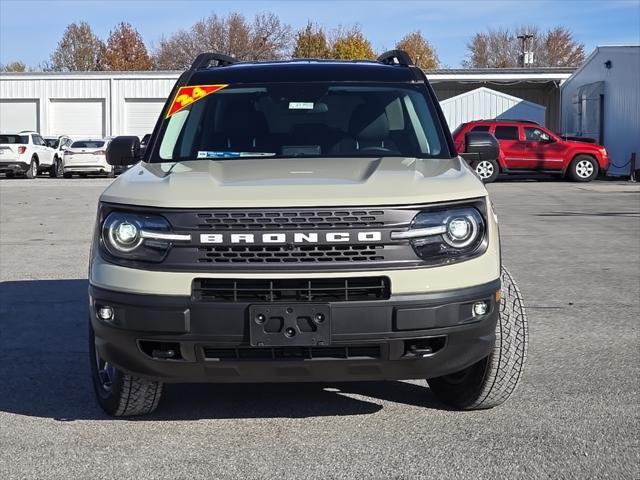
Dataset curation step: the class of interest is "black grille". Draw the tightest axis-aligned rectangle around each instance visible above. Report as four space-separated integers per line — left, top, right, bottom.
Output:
192 277 390 302
136 206 425 271
192 209 387 230
203 345 382 361
197 244 385 264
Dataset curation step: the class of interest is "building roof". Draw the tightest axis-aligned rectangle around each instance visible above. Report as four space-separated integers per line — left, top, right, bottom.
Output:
1 64 577 83
424 67 575 83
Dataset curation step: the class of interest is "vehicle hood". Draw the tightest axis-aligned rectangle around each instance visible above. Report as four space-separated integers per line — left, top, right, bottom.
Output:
100 156 487 208
563 139 604 149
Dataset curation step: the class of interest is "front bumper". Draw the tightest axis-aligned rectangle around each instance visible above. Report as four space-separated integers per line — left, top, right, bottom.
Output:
90 279 500 383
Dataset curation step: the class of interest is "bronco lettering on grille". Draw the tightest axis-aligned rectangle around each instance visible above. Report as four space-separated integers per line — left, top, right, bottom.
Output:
199 232 382 244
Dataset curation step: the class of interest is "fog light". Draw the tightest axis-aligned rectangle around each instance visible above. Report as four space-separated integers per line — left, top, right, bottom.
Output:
473 301 488 317
97 306 114 321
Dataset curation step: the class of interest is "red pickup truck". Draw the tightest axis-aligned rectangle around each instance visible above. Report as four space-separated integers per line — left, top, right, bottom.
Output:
453 120 609 183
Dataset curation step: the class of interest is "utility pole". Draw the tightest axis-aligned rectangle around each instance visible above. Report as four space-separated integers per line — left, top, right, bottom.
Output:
517 33 534 67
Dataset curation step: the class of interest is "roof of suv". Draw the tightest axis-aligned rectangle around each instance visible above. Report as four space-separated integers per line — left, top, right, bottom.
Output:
465 119 540 125
188 59 422 85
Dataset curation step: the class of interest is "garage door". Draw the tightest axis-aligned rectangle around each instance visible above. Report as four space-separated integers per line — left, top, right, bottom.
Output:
0 100 39 132
50 99 105 138
125 99 165 138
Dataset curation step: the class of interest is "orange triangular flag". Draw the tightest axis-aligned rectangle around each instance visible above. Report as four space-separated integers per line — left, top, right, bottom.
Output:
166 84 228 118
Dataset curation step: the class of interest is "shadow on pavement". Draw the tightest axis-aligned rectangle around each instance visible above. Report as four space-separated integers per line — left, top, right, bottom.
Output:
0 279 442 421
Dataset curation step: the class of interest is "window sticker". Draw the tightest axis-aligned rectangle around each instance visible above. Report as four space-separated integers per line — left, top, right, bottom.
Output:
197 151 276 159
166 84 228 118
288 102 314 110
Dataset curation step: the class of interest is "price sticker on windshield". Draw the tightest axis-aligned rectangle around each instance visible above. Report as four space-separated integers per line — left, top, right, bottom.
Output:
166 84 228 118
289 102 314 110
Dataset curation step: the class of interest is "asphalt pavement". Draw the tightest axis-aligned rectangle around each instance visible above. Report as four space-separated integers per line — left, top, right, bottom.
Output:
0 176 638 479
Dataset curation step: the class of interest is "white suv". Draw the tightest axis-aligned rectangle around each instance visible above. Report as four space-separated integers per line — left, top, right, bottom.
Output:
0 131 55 178
63 139 113 177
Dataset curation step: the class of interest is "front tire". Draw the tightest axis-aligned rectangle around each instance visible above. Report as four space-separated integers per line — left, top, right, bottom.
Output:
567 155 598 182
89 322 163 417
427 267 528 409
472 158 499 183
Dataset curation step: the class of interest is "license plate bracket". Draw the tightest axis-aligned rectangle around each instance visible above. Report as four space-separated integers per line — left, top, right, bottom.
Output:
249 304 331 347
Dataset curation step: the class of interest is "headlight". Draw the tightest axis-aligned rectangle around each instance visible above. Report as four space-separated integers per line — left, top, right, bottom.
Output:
101 211 190 262
391 206 486 264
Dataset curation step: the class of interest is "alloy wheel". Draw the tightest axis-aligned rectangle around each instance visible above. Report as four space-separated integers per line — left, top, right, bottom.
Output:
576 160 594 178
475 160 494 179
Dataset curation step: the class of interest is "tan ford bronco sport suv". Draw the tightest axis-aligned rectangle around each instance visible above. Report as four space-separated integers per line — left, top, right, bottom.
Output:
90 51 528 416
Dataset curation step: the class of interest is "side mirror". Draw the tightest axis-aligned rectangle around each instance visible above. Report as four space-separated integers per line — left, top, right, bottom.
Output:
106 136 140 166
460 131 500 162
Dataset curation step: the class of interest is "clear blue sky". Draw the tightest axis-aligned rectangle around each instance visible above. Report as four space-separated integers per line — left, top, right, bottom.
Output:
1 0 639 68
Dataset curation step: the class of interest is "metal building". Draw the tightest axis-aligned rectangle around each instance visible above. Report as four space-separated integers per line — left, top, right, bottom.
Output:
0 71 180 138
561 46 640 176
427 67 574 132
439 86 546 131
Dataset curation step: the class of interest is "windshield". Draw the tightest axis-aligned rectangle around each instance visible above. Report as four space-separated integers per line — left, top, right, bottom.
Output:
0 134 28 144
153 83 447 162
45 138 59 148
71 141 105 149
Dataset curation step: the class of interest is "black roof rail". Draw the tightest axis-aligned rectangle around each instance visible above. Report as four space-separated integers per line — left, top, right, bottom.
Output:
377 50 414 66
189 52 237 71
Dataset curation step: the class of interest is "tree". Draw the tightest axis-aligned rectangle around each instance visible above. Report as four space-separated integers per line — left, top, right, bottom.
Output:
152 12 292 69
50 22 104 71
102 22 152 71
331 26 375 60
250 12 292 60
464 25 585 68
152 30 198 70
293 22 330 59
0 61 27 72
395 31 439 69
539 27 585 67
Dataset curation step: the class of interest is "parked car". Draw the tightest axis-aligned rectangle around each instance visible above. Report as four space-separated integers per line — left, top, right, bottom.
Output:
453 120 609 182
89 50 528 416
0 131 55 178
44 135 73 178
62 139 114 177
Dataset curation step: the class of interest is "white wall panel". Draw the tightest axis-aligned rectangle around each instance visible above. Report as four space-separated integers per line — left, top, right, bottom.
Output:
0 72 179 137
0 99 39 132
50 99 105 138
111 78 174 136
124 99 165 137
